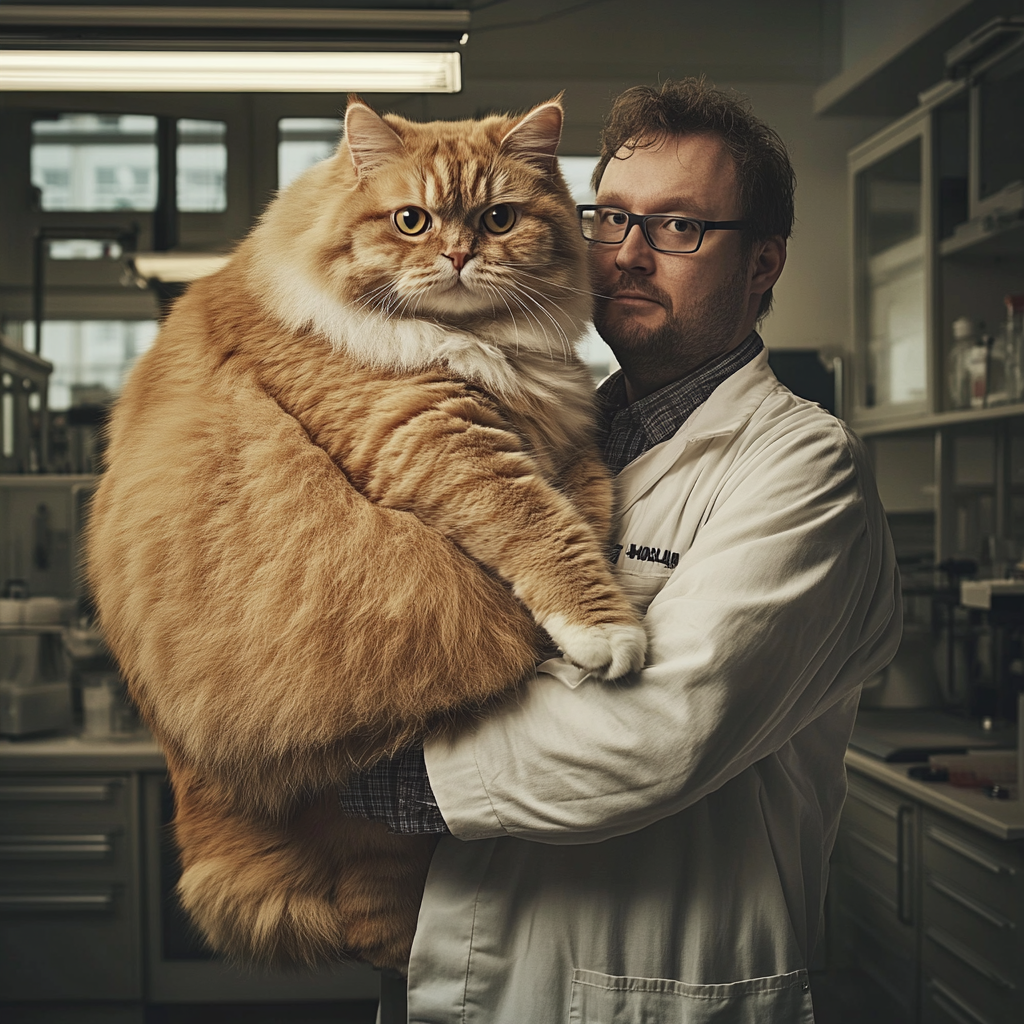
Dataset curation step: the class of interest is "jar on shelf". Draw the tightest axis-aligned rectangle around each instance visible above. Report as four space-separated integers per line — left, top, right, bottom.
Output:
1006 294 1024 402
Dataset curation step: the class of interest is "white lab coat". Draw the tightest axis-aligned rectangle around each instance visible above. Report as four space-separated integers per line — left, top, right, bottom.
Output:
412 349 902 1023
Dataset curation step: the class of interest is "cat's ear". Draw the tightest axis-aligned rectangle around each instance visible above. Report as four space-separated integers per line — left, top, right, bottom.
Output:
499 98 563 173
344 99 406 177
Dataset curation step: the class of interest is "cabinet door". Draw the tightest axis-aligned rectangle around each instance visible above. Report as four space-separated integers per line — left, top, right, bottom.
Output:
851 111 934 426
831 772 920 1018
920 811 1023 1024
0 773 142 1000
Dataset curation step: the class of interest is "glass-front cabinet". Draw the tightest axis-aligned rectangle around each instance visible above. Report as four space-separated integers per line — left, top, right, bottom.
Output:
853 123 930 421
849 35 1024 433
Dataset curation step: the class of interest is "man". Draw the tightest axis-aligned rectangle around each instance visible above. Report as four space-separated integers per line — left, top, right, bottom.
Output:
343 78 901 1023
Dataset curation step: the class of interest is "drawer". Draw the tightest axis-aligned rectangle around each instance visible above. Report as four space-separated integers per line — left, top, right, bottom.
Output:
922 813 1021 922
922 924 1019 1024
0 774 132 827
0 881 141 1000
923 869 1018 980
842 823 900 906
834 863 915 954
923 977 1000 1024
0 825 133 883
835 900 918 1015
845 775 906 848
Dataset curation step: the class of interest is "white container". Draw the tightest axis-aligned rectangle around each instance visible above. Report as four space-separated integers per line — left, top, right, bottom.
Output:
966 336 990 408
81 678 116 739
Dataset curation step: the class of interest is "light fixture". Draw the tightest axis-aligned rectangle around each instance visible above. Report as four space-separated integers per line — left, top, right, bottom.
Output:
0 6 467 93
0 50 462 93
129 253 232 283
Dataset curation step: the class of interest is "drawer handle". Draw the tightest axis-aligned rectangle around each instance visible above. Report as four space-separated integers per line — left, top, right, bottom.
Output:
928 979 994 1024
926 825 1016 877
0 892 113 912
927 875 1015 930
847 781 900 820
0 834 114 860
0 783 115 802
925 926 1016 990
845 829 898 865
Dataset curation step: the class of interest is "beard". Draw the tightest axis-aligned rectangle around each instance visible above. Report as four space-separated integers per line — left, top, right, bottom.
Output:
592 264 750 385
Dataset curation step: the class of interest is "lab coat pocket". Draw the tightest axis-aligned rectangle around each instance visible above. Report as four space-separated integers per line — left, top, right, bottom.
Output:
568 968 814 1023
615 565 674 616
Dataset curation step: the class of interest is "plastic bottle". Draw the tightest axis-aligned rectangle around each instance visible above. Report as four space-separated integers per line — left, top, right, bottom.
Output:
948 317 974 409
1006 295 1024 402
961 319 991 408
987 331 1010 406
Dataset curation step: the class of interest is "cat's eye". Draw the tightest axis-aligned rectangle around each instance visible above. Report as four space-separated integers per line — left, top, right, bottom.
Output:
481 204 516 234
394 207 432 236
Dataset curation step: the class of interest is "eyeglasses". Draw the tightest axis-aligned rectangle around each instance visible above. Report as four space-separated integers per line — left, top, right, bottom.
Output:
576 205 748 254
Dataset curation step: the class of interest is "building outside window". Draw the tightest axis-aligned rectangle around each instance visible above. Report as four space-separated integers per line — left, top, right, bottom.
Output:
31 114 227 213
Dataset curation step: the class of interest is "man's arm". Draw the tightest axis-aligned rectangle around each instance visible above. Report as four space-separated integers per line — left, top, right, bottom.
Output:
424 423 901 843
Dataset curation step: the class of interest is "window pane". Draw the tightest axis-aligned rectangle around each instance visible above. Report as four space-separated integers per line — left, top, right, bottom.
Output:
31 114 158 212
16 320 159 409
277 117 342 189
177 118 227 212
558 156 598 205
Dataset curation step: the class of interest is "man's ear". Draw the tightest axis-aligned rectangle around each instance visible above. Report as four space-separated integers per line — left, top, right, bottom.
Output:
344 97 405 177
750 236 786 294
499 96 564 173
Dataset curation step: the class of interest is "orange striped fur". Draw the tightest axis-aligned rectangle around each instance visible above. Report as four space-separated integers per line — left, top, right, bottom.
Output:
86 98 645 971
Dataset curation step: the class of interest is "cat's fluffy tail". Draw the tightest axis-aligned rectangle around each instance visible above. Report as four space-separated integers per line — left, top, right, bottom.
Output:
170 760 437 971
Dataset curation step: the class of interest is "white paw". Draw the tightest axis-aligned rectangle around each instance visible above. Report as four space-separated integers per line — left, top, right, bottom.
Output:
543 615 647 680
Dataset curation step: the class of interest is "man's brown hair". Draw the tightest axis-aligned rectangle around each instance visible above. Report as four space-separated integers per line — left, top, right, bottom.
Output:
592 78 795 319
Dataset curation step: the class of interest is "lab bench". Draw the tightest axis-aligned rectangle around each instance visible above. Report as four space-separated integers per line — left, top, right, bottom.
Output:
0 734 378 1023
832 749 1024 1024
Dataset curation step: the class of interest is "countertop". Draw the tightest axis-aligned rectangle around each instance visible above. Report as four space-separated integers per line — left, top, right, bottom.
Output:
0 731 165 771
3 724 1023 842
846 748 1024 841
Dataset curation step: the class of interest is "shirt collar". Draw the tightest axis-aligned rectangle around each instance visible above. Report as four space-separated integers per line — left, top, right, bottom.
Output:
596 331 764 461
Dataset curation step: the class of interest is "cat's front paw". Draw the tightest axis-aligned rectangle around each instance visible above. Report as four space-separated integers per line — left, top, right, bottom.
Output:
543 615 647 680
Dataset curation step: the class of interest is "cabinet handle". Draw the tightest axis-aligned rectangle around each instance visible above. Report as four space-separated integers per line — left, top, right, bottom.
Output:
847 780 900 819
0 833 114 860
0 892 113 912
928 979 994 1024
925 824 1016 877
927 874 1015 930
896 804 914 926
925 926 1016 990
0 782 116 802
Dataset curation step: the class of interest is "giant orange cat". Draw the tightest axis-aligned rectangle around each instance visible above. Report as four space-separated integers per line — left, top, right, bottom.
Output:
86 97 645 971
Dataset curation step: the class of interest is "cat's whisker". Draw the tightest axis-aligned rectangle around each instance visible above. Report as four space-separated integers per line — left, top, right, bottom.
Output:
493 263 606 302
501 288 556 361
480 283 522 356
505 282 574 362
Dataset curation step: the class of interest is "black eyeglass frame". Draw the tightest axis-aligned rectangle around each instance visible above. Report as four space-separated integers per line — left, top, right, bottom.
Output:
576 205 749 254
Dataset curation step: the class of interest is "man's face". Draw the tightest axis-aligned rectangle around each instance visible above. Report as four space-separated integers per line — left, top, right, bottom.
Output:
590 133 754 392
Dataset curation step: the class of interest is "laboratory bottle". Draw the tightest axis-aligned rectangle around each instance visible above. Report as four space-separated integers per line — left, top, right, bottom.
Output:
948 316 974 409
1006 294 1024 402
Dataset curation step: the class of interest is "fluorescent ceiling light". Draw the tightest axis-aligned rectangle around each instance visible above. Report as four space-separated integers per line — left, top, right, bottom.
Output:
131 253 231 282
0 50 461 92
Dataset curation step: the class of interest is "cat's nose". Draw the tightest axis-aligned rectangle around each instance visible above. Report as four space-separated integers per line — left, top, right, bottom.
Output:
444 251 472 273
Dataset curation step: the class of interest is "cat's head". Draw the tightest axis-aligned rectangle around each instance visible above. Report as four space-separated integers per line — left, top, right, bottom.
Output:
250 98 591 373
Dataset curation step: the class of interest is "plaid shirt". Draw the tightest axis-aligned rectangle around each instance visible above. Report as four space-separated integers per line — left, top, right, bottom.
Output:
597 331 763 474
338 331 764 834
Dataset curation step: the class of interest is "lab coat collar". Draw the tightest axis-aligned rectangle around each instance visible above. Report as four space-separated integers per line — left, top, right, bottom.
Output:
615 347 777 515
